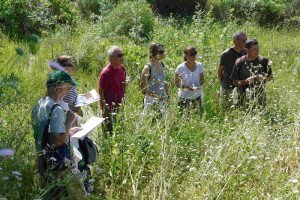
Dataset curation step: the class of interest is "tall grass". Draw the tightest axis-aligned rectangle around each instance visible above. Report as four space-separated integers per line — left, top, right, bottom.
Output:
1 15 300 199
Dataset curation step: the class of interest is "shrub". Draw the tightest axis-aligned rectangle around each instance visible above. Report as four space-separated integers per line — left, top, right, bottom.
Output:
101 0 155 42
0 0 79 39
76 0 115 20
148 0 207 16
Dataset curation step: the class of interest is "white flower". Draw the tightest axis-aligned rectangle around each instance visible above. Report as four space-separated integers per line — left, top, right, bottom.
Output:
15 176 22 180
249 156 257 160
2 176 9 181
89 179 95 184
96 167 103 174
292 188 299 194
50 157 57 161
88 185 94 192
12 171 22 176
0 167 2 171
289 179 298 184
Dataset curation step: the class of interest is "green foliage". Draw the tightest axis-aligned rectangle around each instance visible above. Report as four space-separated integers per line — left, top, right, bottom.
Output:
207 0 297 27
0 0 79 39
76 0 115 20
148 0 207 16
1 5 300 199
101 0 155 42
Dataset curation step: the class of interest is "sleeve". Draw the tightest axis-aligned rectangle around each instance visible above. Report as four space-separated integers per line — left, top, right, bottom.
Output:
49 106 66 134
231 59 240 80
175 64 182 74
220 52 227 66
198 63 204 74
263 58 272 77
99 71 106 94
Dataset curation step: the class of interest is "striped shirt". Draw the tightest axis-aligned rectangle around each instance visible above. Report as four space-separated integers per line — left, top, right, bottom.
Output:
63 85 78 112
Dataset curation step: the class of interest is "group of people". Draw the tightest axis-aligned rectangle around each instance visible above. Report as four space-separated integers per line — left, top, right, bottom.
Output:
31 31 272 198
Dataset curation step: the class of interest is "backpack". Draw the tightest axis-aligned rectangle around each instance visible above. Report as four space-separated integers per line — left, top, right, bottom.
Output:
141 61 165 94
78 137 98 164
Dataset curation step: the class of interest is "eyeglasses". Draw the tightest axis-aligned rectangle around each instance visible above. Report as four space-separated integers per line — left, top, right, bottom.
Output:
116 53 124 57
187 52 197 56
65 64 75 68
158 50 165 54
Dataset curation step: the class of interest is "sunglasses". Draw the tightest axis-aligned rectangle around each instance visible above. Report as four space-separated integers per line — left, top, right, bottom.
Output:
116 53 124 57
187 52 197 56
158 50 165 54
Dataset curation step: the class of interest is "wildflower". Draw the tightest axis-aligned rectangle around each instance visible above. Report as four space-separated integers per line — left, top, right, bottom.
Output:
89 179 95 184
289 178 298 184
50 157 57 161
15 176 22 181
88 185 94 192
12 171 22 176
0 167 2 171
95 166 103 174
0 148 16 157
292 188 299 194
249 156 257 160
2 176 9 181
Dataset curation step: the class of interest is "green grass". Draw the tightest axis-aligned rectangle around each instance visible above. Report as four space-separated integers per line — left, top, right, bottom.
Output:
1 16 300 199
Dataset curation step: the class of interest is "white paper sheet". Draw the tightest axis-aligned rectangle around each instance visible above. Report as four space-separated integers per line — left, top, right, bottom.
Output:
70 117 105 148
75 89 100 107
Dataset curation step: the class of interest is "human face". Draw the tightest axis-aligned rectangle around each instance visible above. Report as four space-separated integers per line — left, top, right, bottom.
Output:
236 34 247 49
156 46 165 60
59 83 72 99
65 64 76 74
111 49 124 65
185 50 197 62
246 44 259 60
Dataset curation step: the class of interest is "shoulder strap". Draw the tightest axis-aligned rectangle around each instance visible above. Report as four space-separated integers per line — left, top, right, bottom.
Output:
161 61 165 68
147 63 151 81
41 104 61 150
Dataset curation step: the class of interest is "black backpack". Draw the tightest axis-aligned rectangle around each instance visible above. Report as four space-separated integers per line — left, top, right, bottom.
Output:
78 137 98 164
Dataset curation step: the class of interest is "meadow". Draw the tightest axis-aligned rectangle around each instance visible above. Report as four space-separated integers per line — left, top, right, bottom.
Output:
1 3 300 199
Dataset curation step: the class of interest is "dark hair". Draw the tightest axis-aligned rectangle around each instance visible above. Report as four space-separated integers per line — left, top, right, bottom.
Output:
57 55 75 67
245 39 258 49
149 43 164 59
183 46 197 61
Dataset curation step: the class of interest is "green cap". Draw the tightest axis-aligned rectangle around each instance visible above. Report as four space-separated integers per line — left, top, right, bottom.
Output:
46 70 78 86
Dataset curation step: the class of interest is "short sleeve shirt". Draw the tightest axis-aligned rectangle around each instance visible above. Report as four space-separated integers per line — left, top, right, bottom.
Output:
62 85 78 112
31 96 66 152
220 48 246 89
175 62 204 99
98 64 126 110
232 55 272 93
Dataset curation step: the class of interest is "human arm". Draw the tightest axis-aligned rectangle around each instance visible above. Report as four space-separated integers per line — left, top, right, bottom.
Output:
217 65 224 82
200 72 204 85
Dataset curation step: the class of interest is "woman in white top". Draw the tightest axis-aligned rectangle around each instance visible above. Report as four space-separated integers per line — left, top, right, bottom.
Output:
140 43 169 114
174 46 204 114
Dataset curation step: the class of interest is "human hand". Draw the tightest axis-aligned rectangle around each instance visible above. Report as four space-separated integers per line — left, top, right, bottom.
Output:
68 126 83 136
246 75 256 84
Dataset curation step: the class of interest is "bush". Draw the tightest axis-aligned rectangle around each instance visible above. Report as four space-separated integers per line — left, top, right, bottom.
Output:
101 0 155 42
0 0 79 39
76 0 115 20
208 0 286 27
148 0 207 16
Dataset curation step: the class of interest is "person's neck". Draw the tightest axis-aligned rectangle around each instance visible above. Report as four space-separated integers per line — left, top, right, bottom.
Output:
150 59 160 66
48 93 60 102
110 62 120 69
186 60 195 69
246 55 258 61
233 45 243 53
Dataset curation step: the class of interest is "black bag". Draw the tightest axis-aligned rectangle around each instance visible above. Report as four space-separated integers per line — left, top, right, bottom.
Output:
78 137 98 164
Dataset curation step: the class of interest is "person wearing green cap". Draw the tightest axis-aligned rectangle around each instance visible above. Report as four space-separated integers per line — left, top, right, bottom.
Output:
31 70 87 199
